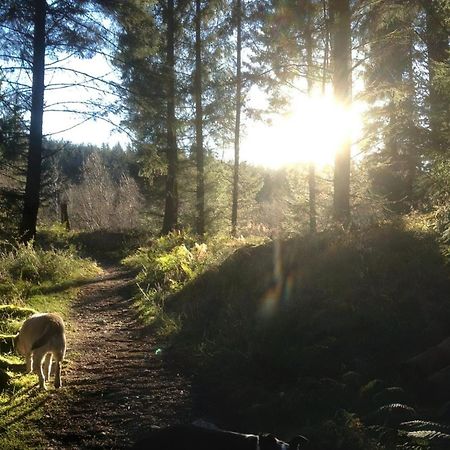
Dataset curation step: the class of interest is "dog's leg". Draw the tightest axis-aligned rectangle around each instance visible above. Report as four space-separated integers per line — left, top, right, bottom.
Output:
43 353 52 381
25 352 32 373
32 349 46 390
54 352 63 388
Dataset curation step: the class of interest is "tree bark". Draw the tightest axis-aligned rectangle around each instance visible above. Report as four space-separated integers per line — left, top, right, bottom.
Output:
231 0 242 237
330 0 352 226
60 201 70 231
162 0 179 234
304 0 317 233
194 0 205 237
19 0 47 243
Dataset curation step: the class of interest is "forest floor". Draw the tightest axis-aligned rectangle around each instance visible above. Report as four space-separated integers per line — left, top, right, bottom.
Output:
39 266 193 449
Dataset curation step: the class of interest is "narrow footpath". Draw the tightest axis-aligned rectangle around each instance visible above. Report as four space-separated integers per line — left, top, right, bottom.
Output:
41 267 192 449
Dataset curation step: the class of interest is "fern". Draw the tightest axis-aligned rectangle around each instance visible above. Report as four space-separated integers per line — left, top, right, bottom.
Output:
401 430 450 447
365 403 416 426
399 421 450 433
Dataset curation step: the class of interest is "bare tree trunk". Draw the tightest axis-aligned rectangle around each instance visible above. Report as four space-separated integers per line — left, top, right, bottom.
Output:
60 201 70 231
231 0 242 237
162 0 178 234
304 0 317 233
321 0 329 94
330 0 352 226
20 0 47 243
195 0 205 237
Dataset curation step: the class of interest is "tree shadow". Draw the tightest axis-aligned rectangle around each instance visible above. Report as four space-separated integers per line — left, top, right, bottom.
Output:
34 269 137 296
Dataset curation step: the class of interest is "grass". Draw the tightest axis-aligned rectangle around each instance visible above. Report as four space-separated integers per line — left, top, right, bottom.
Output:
133 224 450 448
123 231 266 332
0 229 101 448
0 373 49 450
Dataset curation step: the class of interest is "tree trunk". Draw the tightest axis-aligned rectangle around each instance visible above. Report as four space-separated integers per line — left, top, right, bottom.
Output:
19 0 47 243
162 0 178 234
330 0 352 226
194 0 205 237
231 0 242 237
304 0 317 233
60 201 70 231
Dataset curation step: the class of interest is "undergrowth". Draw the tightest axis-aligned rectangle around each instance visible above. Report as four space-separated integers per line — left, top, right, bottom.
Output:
0 227 101 448
0 239 100 305
132 225 450 449
123 231 266 331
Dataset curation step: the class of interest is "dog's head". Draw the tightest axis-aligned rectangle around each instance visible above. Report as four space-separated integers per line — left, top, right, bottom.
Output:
259 433 309 449
12 333 23 355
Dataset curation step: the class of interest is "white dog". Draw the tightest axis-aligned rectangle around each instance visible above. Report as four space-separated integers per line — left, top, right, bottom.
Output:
14 313 66 390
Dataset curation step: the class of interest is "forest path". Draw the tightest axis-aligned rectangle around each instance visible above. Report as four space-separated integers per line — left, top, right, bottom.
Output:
41 266 192 449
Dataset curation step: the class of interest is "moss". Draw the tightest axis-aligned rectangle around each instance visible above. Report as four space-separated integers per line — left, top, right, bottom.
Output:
0 305 36 319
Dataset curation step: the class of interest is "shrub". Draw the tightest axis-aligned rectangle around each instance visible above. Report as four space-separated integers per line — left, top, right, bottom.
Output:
124 231 266 327
0 241 99 304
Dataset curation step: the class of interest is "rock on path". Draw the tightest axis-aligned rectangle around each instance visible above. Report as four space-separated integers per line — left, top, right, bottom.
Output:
42 268 192 449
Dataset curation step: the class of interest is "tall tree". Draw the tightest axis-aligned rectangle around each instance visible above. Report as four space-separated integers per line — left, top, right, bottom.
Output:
194 0 205 236
330 0 352 225
162 0 179 234
0 0 114 242
231 0 242 237
19 0 47 242
303 0 317 233
360 0 422 212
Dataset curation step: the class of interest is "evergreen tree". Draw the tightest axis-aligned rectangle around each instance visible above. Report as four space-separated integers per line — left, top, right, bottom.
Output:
231 0 242 237
361 0 424 212
194 0 205 237
0 0 114 241
330 0 351 225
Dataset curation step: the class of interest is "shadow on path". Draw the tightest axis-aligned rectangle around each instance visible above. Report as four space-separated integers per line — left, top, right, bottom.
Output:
41 266 193 449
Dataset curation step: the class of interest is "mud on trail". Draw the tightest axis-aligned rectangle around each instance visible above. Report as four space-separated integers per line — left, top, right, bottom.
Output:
41 267 193 449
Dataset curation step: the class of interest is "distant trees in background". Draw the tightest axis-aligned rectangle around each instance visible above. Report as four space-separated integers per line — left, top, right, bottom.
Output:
0 0 448 241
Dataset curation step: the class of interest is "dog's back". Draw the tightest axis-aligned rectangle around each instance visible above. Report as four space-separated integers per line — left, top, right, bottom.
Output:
16 313 65 354
15 313 66 389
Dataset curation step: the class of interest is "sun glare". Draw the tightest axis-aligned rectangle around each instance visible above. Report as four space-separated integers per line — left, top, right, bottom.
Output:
241 91 363 168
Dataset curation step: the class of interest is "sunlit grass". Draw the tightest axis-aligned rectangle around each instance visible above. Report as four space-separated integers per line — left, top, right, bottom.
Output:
125 232 267 334
0 233 102 448
0 372 48 450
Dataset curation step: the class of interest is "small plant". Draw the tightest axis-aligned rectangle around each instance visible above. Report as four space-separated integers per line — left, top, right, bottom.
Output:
124 231 264 329
0 240 99 304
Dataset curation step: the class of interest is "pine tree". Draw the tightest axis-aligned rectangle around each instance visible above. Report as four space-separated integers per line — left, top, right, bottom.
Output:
194 0 205 237
231 0 242 237
329 0 352 225
0 0 113 241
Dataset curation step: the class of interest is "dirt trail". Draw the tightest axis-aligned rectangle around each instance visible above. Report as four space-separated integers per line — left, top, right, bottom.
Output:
41 267 192 449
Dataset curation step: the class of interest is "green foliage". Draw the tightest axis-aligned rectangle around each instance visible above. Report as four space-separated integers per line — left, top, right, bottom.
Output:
124 231 266 327
141 225 450 446
0 241 99 305
0 371 49 449
0 231 101 447
420 157 450 258
0 305 36 319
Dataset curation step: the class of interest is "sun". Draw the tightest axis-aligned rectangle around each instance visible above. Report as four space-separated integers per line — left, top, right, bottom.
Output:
241 91 363 168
